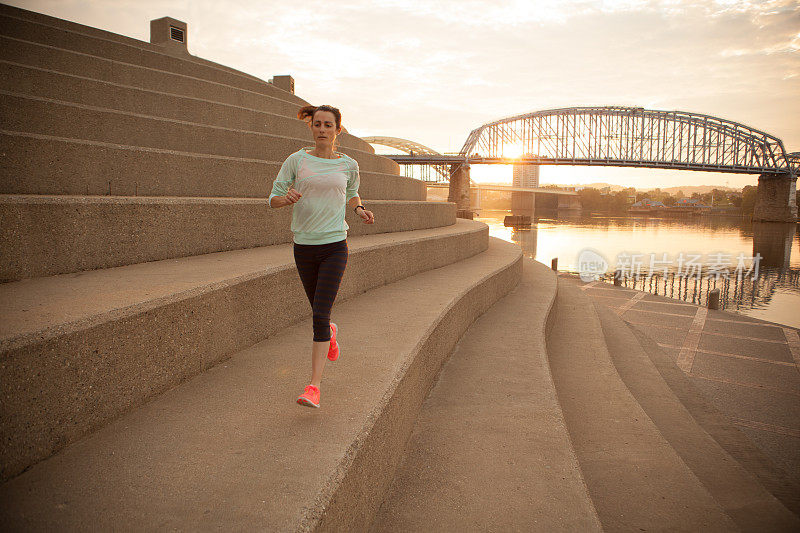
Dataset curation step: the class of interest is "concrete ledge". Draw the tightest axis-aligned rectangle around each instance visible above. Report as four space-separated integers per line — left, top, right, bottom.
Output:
0 220 488 482
0 237 520 530
1 92 398 175
0 196 445 281
0 60 376 155
0 12 310 107
0 132 422 200
546 280 737 531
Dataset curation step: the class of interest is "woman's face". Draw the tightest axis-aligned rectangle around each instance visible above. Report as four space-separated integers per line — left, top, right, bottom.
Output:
310 110 340 149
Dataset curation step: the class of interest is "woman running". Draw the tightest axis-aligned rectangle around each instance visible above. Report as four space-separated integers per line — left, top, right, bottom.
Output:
268 104 375 408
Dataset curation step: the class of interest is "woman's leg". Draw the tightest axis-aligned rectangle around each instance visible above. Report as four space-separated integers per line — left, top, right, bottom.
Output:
293 243 320 307
308 241 348 386
294 240 348 389
294 244 327 387
310 341 329 388
310 241 348 343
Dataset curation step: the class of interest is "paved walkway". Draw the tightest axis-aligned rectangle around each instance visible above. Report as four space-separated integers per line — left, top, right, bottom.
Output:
562 275 800 481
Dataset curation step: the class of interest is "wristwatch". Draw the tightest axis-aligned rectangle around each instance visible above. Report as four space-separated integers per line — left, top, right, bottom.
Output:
354 205 366 214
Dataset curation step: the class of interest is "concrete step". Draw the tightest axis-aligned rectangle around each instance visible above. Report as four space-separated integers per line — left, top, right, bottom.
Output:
0 3 268 84
0 91 398 175
0 59 376 156
0 10 309 108
0 195 447 281
0 220 488 483
0 131 422 200
0 33 300 119
545 279 738 531
0 237 522 531
622 316 800 519
371 259 601 532
594 298 800 530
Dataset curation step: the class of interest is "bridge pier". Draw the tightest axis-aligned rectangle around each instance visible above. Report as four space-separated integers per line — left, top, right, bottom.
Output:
511 191 536 216
753 173 797 223
448 164 472 218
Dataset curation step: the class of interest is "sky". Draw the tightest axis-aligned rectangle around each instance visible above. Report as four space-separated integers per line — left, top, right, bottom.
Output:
9 0 800 189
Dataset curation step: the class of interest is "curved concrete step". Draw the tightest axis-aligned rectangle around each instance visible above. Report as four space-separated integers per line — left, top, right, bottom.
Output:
0 11 309 107
0 196 446 281
545 279 737 531
0 60 376 155
594 297 800 530
0 3 269 84
0 220 488 482
0 237 522 531
0 33 300 118
577 278 800 513
624 317 800 520
0 91 398 175
0 131 422 200
371 259 601 532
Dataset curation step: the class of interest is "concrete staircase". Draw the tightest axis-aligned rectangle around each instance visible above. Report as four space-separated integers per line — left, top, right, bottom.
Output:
2 5 798 531
0 7 521 530
372 273 800 531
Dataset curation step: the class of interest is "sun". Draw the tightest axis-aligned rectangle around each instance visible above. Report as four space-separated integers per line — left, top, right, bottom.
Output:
501 142 524 159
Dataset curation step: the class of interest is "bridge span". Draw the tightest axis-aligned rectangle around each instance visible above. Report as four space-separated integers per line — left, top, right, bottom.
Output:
365 106 798 222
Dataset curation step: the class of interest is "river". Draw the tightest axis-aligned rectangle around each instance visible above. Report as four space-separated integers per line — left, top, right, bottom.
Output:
475 209 800 329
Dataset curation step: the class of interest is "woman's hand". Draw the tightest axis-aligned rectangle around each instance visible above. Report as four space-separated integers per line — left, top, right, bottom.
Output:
285 187 302 204
358 208 375 224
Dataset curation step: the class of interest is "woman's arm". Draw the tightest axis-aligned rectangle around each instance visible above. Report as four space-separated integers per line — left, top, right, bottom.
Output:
348 195 374 224
269 188 301 208
268 153 300 207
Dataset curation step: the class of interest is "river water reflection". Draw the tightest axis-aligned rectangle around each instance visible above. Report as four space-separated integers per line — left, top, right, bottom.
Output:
476 209 800 328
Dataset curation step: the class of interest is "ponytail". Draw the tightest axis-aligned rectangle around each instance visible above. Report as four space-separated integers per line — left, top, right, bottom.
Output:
297 104 342 130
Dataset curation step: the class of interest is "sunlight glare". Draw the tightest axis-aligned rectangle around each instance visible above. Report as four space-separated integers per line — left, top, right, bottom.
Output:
501 142 524 159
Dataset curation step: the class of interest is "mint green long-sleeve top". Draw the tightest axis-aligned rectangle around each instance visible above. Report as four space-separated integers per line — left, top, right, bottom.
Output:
268 148 361 245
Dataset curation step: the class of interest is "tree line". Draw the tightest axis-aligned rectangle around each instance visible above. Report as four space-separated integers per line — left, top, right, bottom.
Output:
574 185 788 215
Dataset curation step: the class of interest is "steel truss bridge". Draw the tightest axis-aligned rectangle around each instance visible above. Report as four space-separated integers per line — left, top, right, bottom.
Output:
365 106 799 184
360 136 453 181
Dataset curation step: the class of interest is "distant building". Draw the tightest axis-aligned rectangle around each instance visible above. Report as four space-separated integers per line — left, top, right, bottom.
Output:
676 198 700 205
512 159 540 188
673 197 712 212
630 198 667 209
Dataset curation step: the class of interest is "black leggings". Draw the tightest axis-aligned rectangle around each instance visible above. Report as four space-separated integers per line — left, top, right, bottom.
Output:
293 239 349 342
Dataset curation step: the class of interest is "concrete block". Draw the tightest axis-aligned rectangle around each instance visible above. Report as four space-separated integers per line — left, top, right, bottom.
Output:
0 221 489 482
0 61 375 155
0 132 421 200
149 17 188 57
0 13 309 106
1 93 398 175
0 196 452 281
0 36 301 119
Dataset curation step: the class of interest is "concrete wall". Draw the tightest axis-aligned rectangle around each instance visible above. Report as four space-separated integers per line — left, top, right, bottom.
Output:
0 198 451 281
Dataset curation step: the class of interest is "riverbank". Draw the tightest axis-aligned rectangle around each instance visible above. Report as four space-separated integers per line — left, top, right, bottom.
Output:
475 209 800 328
566 273 800 482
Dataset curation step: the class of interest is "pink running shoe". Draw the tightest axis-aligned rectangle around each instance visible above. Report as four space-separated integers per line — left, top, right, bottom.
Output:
328 322 340 362
297 384 320 408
